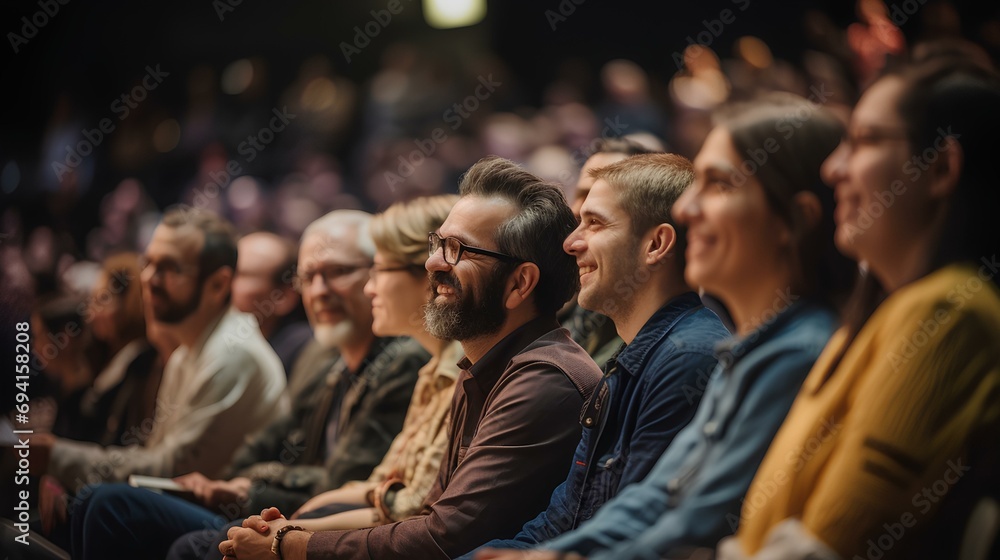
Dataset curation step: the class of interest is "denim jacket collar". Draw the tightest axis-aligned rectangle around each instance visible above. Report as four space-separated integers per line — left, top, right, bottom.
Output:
616 292 704 377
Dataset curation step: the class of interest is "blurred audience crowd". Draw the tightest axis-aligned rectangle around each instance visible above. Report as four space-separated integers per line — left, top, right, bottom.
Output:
2 1 1000 559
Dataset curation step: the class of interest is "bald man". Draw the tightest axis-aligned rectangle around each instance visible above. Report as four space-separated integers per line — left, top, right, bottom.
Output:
232 232 312 377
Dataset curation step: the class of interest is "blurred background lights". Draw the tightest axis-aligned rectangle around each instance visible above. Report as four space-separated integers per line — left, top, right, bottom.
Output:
301 77 338 111
736 36 774 70
221 59 254 95
228 176 262 210
423 0 486 29
152 119 181 153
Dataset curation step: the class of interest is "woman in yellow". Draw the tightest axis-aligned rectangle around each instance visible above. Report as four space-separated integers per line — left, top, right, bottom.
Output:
721 60 1000 558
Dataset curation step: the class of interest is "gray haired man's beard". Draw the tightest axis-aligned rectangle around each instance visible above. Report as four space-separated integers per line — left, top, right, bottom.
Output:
314 321 354 349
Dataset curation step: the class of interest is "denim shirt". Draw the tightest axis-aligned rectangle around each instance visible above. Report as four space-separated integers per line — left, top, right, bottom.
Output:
460 292 729 558
540 300 837 560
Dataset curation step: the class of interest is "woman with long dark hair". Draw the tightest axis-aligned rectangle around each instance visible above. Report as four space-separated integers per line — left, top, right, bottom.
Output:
724 60 1000 559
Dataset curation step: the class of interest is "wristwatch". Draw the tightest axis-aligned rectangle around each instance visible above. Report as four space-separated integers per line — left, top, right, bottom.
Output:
270 525 307 559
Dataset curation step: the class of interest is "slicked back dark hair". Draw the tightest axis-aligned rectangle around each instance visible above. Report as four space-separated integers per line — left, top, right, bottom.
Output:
458 156 579 315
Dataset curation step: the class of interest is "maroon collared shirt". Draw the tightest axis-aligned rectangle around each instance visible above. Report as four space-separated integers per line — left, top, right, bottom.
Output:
307 316 603 559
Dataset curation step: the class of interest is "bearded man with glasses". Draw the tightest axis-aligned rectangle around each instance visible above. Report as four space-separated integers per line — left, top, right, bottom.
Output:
37 206 289 496
67 210 429 560
222 156 603 560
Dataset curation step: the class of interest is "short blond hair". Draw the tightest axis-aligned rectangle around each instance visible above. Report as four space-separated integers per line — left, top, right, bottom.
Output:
589 153 694 237
370 195 459 266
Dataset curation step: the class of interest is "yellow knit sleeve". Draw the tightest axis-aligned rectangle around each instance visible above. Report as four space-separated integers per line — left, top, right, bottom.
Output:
800 278 1000 557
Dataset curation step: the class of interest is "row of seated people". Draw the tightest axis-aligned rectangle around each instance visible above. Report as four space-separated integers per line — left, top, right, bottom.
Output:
15 228 317 541
9 56 998 560
25 229 313 459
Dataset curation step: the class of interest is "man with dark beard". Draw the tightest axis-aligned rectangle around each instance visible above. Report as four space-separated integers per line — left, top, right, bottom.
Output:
65 210 427 560
221 156 603 560
38 206 288 490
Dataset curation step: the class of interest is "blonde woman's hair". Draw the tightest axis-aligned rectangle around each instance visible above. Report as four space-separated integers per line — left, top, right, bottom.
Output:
371 195 460 266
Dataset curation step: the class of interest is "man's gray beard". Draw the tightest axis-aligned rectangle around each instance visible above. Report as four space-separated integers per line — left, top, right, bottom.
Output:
314 321 354 348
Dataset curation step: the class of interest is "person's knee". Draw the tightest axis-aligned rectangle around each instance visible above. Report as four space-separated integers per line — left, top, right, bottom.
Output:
79 483 143 530
165 529 215 560
66 484 117 518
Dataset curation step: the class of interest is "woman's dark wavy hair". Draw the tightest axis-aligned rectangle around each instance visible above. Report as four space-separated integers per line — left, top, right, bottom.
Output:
839 59 1000 353
717 93 856 312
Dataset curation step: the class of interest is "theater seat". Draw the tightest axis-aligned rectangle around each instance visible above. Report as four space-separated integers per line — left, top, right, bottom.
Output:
959 497 1000 560
0 518 71 560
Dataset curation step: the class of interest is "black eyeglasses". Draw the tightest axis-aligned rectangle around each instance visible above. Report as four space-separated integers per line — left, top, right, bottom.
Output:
428 232 522 266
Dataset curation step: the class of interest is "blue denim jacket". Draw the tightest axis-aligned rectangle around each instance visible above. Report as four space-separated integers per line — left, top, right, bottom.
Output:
459 292 729 558
541 300 838 559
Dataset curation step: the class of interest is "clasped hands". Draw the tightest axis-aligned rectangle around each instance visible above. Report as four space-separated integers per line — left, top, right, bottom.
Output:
213 505 581 560
220 506 312 560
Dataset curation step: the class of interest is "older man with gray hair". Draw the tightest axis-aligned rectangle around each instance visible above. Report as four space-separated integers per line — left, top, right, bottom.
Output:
68 210 428 560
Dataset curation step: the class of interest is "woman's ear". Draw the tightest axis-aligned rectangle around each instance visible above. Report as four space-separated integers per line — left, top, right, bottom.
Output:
928 135 963 199
792 191 823 232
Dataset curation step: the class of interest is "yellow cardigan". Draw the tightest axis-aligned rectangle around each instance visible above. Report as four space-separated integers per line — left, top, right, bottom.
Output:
734 262 1000 557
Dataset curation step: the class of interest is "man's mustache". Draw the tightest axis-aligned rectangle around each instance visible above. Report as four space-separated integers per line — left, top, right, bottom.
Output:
149 286 169 299
430 271 461 292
